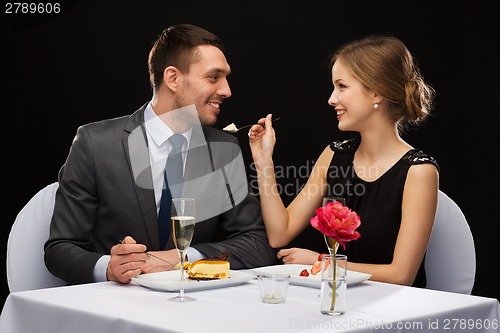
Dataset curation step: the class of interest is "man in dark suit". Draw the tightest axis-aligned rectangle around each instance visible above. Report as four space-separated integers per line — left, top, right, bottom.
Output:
44 24 276 285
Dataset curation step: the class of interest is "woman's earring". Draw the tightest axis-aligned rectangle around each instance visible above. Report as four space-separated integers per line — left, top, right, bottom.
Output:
373 103 379 110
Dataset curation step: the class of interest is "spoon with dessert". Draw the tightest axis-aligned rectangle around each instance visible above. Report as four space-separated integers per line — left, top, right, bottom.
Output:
223 117 280 133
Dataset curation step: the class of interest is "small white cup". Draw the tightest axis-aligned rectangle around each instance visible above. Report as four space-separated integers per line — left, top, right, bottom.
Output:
257 274 290 304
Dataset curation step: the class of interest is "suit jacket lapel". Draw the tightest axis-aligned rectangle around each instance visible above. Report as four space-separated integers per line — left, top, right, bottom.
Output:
184 125 212 182
122 104 160 249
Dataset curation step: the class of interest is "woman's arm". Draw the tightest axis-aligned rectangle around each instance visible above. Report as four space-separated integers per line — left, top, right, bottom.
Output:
347 163 439 285
249 114 333 248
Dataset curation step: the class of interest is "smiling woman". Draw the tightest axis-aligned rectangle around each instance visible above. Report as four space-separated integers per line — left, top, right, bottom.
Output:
248 35 440 289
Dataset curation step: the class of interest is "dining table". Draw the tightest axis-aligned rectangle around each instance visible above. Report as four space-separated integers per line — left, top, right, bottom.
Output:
1 268 499 333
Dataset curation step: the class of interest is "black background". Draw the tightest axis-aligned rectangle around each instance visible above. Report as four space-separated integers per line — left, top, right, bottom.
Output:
1 0 499 311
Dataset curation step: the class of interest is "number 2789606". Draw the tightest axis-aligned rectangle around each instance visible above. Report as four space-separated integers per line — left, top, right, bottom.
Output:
5 2 61 14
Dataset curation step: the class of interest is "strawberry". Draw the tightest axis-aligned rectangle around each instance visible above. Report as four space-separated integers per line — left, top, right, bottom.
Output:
299 269 309 277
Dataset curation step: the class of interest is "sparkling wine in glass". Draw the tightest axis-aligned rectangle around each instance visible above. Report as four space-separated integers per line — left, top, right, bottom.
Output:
322 197 345 254
169 198 196 302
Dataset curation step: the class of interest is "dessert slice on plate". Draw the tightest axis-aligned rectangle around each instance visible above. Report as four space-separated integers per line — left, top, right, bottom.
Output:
187 259 230 280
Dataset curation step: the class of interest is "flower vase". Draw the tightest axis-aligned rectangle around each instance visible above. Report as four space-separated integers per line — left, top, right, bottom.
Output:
312 197 360 316
324 237 340 312
320 252 347 315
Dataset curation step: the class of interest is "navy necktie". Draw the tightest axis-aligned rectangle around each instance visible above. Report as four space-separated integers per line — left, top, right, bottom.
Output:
158 134 186 249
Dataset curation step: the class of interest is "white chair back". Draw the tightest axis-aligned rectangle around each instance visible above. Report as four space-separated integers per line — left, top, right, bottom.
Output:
7 182 66 292
425 190 475 294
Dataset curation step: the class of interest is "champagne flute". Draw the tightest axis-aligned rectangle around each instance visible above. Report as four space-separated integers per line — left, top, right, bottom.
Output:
322 197 345 255
169 198 196 302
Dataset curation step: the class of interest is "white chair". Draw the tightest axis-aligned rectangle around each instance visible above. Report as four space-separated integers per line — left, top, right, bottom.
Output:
425 190 476 294
7 182 66 292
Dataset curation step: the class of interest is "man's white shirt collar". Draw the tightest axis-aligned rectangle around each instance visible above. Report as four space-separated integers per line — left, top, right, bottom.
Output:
144 102 192 150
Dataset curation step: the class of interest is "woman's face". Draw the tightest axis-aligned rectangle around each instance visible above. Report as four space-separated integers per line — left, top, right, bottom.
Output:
328 60 375 132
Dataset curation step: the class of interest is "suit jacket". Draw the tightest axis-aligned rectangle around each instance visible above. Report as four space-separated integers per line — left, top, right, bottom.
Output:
44 103 276 285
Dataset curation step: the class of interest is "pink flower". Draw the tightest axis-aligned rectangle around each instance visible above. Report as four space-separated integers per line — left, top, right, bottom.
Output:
310 201 361 250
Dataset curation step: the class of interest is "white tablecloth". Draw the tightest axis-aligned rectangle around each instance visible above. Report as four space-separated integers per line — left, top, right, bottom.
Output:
1 278 499 333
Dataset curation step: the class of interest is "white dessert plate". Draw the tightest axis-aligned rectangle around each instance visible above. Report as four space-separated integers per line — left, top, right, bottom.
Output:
132 270 254 292
250 264 371 288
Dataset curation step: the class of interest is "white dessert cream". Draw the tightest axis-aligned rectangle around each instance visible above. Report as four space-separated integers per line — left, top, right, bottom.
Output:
222 123 238 133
